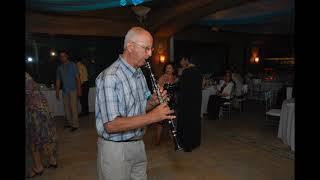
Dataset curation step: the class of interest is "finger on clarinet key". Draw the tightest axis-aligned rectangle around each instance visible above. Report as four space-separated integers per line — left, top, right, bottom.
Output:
162 90 167 95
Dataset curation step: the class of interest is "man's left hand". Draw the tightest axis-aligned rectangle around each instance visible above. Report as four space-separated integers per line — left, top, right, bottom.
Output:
150 87 168 106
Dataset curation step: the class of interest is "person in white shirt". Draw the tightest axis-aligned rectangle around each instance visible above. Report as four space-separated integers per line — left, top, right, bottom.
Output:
207 72 234 120
232 71 244 97
76 57 89 116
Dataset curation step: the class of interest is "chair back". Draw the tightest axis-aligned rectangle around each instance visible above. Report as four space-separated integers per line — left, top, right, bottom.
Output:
264 91 273 111
242 84 248 95
252 78 261 91
228 82 236 100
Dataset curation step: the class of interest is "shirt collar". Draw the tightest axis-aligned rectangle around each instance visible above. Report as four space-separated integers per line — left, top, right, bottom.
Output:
62 61 71 66
119 55 143 78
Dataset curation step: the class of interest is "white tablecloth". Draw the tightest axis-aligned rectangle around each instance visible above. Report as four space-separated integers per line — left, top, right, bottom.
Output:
278 98 295 151
286 87 293 99
41 87 96 116
201 86 217 117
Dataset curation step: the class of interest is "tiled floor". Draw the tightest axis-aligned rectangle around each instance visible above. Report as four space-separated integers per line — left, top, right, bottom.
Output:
28 100 294 180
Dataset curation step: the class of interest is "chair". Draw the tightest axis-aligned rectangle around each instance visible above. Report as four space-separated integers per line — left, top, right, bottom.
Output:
264 90 281 126
219 100 232 120
218 86 235 120
236 84 248 112
249 79 264 101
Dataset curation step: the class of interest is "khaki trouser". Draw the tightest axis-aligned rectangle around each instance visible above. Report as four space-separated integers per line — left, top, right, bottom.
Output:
97 137 147 180
62 90 79 128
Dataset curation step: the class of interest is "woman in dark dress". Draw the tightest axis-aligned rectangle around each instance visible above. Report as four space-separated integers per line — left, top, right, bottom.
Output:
155 63 177 145
177 56 202 152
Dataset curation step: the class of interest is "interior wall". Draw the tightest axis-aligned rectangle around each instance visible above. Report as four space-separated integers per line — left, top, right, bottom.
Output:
26 34 124 85
26 24 293 84
174 26 294 75
174 40 228 75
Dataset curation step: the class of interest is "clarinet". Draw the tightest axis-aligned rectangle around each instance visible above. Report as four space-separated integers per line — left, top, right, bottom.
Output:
145 61 183 151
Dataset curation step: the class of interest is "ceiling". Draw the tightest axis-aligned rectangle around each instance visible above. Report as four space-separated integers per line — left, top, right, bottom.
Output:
199 0 294 35
26 0 294 36
25 0 152 11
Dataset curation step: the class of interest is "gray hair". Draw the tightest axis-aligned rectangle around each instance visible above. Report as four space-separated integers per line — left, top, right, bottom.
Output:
123 27 148 50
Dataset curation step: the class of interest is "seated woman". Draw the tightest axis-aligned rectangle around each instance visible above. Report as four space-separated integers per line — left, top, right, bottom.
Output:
207 71 234 120
155 63 177 145
25 72 58 178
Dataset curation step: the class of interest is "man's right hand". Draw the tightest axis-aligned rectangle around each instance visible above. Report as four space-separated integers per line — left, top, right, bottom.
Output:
149 103 176 123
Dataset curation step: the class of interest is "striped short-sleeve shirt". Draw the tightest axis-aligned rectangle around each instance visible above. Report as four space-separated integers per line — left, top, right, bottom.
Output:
95 56 151 141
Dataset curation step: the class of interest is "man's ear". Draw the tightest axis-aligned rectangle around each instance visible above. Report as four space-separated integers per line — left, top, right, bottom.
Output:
126 42 134 53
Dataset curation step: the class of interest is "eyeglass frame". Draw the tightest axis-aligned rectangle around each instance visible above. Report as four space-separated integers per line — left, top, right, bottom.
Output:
131 41 154 53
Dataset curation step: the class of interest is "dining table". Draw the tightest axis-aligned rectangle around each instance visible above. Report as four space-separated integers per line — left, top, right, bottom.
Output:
40 87 96 116
278 98 295 151
201 86 217 117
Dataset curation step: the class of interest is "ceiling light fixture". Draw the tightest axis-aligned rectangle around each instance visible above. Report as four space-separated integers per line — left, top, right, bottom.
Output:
131 6 151 23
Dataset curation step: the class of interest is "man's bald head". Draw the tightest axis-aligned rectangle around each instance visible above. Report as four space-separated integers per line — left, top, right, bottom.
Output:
123 27 152 50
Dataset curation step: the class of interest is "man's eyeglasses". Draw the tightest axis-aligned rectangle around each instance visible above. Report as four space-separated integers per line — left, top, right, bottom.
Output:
131 42 154 52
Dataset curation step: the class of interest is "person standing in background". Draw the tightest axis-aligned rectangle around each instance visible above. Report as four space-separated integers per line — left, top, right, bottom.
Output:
87 59 97 87
76 57 89 116
154 63 177 145
25 72 58 178
177 58 188 81
177 56 202 152
56 50 81 132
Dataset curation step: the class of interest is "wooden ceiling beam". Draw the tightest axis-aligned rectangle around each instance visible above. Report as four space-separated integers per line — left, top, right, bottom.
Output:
26 10 138 37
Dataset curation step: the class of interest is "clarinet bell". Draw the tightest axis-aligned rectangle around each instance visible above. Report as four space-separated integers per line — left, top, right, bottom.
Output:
175 145 184 151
